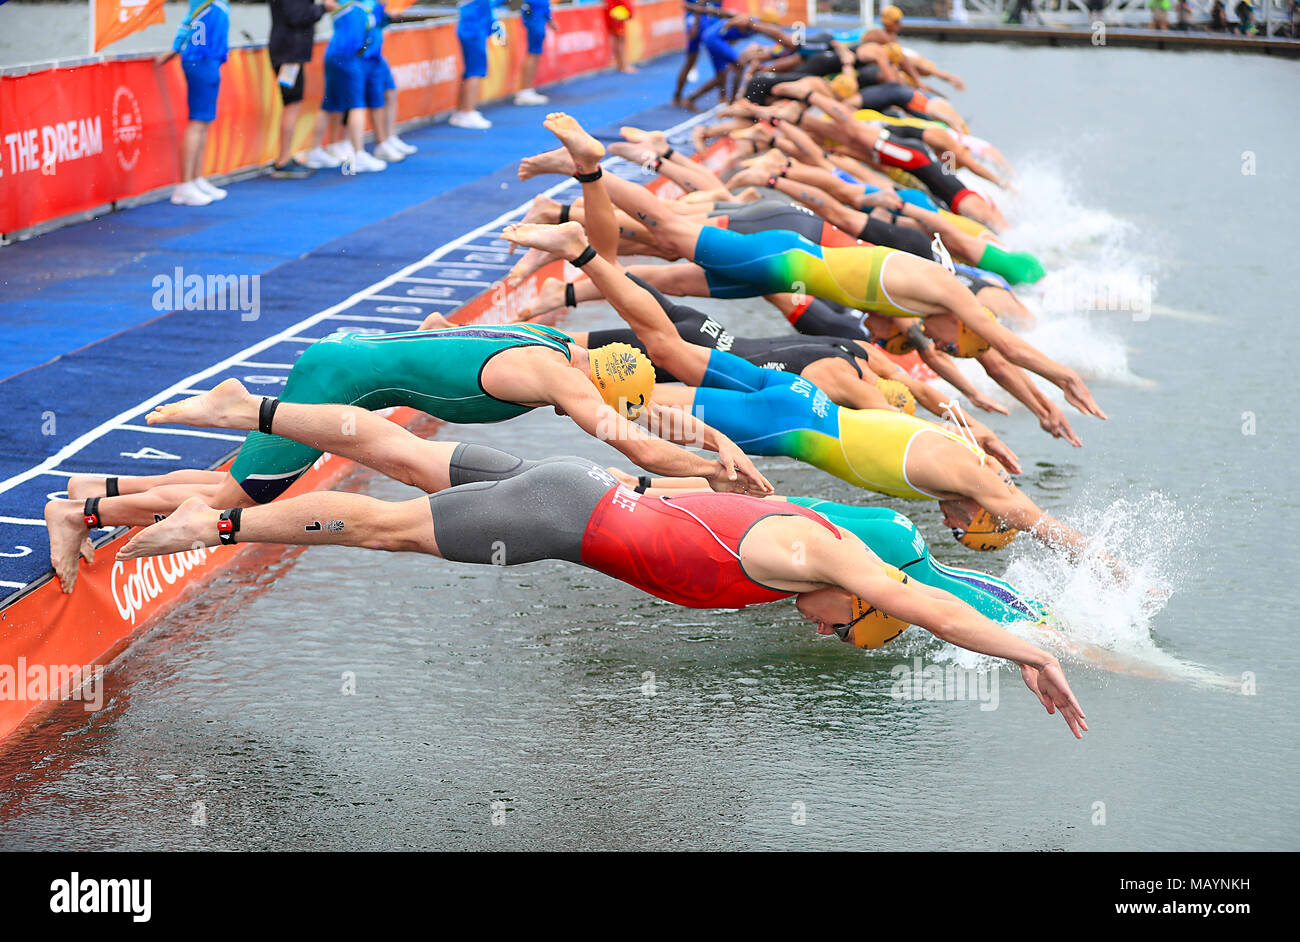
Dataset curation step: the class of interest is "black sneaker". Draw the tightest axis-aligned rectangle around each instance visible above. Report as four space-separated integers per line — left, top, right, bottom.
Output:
270 161 314 179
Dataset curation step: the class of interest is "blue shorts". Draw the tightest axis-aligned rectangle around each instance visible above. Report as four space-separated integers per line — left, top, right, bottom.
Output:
523 3 549 54
182 58 221 123
701 24 740 74
458 30 489 78
322 55 366 113
364 56 395 109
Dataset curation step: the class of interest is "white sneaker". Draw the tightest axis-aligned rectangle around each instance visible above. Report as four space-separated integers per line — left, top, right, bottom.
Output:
449 110 491 129
373 140 405 163
351 149 387 173
514 88 549 106
193 177 227 200
169 181 212 206
388 135 417 155
326 141 352 161
301 146 343 169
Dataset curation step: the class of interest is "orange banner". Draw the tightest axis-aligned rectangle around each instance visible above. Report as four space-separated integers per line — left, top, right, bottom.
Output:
94 0 168 53
724 0 810 28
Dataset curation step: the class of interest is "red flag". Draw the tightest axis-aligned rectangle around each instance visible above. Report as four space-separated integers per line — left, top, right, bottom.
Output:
94 0 168 53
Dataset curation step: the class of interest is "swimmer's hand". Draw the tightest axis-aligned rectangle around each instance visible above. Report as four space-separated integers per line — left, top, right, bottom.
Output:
1040 404 1083 448
705 450 773 496
1020 660 1088 739
605 467 638 488
1061 370 1108 421
967 389 1009 416
977 432 1021 476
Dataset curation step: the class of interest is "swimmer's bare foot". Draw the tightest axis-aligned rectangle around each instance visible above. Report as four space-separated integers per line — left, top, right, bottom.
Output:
500 221 588 262
147 378 259 432
691 126 708 155
518 147 576 181
609 141 661 170
117 497 219 561
739 149 787 172
419 312 456 330
520 277 569 320
733 187 765 203
67 475 106 501
543 112 605 174
672 97 698 113
45 499 96 593
619 126 669 151
505 246 559 288
726 165 773 190
521 193 562 227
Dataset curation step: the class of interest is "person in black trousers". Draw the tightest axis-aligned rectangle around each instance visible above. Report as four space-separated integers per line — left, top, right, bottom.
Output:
269 0 336 178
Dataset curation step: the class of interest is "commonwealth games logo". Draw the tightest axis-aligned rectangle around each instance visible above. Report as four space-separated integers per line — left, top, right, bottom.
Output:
111 85 143 172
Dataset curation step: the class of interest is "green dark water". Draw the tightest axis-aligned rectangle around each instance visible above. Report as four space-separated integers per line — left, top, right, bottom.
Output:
0 41 1295 850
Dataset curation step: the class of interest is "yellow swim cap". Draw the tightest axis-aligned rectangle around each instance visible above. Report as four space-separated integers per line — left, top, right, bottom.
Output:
589 343 654 419
839 565 911 649
949 308 997 358
886 42 905 65
875 377 916 414
829 71 859 99
881 5 904 24
609 3 631 20
759 6 782 23
952 508 1019 551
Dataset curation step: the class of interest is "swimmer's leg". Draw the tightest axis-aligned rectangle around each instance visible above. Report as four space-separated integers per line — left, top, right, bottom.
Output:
542 112 618 260
67 468 224 500
149 378 461 494
118 492 440 562
523 262 715 323
597 171 707 258
45 475 248 592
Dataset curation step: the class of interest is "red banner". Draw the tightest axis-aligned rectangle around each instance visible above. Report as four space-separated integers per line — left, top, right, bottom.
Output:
94 0 167 53
0 58 184 233
0 2 687 236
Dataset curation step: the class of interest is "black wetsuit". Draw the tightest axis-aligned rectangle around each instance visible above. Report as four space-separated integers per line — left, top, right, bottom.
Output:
586 276 871 384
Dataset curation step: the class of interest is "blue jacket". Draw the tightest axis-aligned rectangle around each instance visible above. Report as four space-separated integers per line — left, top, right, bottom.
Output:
457 0 508 37
173 0 230 63
326 1 374 60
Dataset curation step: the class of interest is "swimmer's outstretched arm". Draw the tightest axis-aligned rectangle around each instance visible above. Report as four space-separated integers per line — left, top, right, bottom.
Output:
577 250 714 386
975 350 1083 446
798 531 1088 738
934 278 1107 421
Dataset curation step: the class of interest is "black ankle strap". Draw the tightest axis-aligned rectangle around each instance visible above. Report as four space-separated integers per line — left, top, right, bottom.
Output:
573 167 603 183
258 397 279 435
217 508 242 546
661 146 675 161
565 282 577 308
558 203 570 224
635 475 653 494
571 245 598 268
83 498 101 529
104 477 119 498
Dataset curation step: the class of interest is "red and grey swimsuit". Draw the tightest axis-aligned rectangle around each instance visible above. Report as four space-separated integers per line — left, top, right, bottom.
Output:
427 444 840 609
581 489 841 609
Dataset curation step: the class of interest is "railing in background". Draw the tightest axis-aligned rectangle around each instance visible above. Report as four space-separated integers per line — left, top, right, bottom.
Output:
820 0 1297 32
